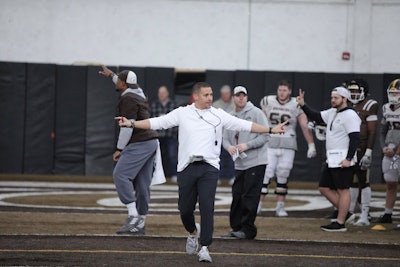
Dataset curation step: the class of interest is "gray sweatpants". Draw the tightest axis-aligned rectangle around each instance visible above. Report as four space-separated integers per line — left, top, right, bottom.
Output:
113 139 157 215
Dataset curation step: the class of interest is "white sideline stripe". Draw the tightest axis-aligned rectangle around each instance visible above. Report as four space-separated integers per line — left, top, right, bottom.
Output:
0 181 393 213
0 188 333 211
0 181 388 197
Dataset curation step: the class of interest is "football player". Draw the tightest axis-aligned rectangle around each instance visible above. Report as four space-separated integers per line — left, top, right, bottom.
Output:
345 79 379 226
378 78 400 224
258 80 316 217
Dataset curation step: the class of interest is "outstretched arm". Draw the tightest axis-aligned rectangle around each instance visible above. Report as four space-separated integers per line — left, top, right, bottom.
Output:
296 89 324 124
99 65 118 84
251 120 288 134
98 65 115 78
115 116 151 129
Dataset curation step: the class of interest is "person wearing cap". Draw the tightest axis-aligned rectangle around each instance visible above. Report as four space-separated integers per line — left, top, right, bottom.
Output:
221 86 269 239
258 80 316 217
212 85 236 185
115 82 288 263
99 65 159 235
297 86 361 232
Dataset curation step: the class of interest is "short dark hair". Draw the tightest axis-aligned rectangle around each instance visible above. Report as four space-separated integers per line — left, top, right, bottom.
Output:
278 80 292 90
192 82 211 94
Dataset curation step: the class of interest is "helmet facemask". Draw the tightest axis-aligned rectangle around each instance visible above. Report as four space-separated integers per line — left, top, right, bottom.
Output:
347 83 365 104
315 125 327 141
387 79 400 105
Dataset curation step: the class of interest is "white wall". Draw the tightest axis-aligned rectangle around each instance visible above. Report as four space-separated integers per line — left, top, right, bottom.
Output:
0 0 399 73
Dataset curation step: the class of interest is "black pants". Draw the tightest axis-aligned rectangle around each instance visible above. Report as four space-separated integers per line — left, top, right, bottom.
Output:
177 161 219 246
230 165 266 239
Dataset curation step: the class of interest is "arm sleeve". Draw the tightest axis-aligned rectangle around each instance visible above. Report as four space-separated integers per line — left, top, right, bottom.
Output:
116 97 138 150
112 75 118 84
246 109 269 149
221 111 253 132
116 128 133 150
380 120 388 148
149 107 180 130
346 132 360 160
366 102 379 149
222 129 234 151
301 104 324 124
379 105 388 148
246 133 269 149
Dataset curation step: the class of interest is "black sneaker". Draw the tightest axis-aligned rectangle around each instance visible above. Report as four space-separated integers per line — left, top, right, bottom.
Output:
377 213 392 224
320 221 347 232
326 210 338 220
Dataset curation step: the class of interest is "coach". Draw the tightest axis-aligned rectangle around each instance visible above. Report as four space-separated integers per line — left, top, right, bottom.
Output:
296 87 360 232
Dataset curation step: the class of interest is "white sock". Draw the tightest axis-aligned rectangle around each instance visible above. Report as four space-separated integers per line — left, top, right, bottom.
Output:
126 202 138 217
385 208 393 214
349 187 359 214
360 187 371 220
276 201 284 209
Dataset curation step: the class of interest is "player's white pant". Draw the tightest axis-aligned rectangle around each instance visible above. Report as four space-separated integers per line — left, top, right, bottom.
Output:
382 156 400 182
263 148 295 187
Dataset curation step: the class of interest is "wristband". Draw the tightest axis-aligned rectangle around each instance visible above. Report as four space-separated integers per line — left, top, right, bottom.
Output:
269 127 272 134
129 119 135 128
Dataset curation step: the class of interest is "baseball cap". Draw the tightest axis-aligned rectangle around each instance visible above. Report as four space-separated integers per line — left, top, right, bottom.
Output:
233 86 247 95
126 71 137 84
332 86 350 99
118 70 137 85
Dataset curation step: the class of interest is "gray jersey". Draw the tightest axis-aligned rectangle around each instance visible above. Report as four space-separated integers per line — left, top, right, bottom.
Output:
381 103 400 148
260 95 303 150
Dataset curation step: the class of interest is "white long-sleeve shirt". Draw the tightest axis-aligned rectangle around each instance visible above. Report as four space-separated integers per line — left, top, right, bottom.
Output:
149 103 252 171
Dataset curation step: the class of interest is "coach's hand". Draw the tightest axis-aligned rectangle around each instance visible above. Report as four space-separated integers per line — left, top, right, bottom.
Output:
340 159 352 168
115 116 133 128
99 65 115 78
113 150 121 161
296 89 305 107
272 120 288 134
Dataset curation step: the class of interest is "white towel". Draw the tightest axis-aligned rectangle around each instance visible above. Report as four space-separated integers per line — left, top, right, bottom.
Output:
151 140 166 186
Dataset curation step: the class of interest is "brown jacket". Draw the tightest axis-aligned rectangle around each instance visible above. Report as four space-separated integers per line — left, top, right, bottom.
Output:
118 92 158 143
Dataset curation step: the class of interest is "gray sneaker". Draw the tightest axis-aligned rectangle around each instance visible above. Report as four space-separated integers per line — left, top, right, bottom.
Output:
231 230 247 239
186 223 200 255
198 246 212 262
116 215 145 235
221 231 235 238
345 212 356 224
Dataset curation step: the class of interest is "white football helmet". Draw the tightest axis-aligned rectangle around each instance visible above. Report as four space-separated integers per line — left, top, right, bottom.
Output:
308 121 326 141
345 80 367 104
387 79 400 105
315 125 327 141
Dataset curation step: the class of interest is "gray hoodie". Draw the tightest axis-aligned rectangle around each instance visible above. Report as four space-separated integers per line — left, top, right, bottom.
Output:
222 101 269 170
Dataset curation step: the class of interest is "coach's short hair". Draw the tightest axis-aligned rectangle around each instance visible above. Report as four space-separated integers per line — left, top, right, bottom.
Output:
192 82 211 94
